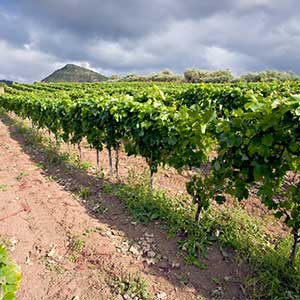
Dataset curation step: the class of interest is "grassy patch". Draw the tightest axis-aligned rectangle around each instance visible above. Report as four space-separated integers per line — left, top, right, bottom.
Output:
40 255 66 274
78 186 91 200
0 183 9 191
103 172 213 268
16 171 29 181
68 236 85 263
110 274 151 300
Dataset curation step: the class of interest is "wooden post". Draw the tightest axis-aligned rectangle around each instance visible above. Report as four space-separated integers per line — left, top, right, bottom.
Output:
0 86 4 94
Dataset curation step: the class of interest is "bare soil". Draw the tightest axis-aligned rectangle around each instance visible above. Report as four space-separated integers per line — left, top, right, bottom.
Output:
0 114 249 300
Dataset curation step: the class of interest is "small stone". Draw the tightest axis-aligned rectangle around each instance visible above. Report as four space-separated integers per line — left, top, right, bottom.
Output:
145 233 154 238
104 231 112 237
129 245 140 256
147 251 156 258
72 297 80 300
9 237 18 251
25 255 32 265
141 244 151 253
47 245 57 258
145 258 156 265
171 262 180 268
156 291 167 299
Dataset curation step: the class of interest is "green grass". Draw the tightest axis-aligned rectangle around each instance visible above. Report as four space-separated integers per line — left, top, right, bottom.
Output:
0 183 9 191
68 236 85 263
70 237 85 253
110 274 151 300
16 171 29 181
78 186 91 200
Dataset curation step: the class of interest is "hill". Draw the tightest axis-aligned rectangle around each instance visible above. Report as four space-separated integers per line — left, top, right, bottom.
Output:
42 64 108 82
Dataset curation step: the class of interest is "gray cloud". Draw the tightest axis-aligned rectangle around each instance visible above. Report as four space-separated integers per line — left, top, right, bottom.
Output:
0 0 300 81
3 0 234 39
0 11 31 47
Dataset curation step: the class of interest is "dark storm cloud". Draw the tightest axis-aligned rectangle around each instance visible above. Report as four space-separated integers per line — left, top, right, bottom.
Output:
2 0 233 39
0 11 30 46
0 0 300 82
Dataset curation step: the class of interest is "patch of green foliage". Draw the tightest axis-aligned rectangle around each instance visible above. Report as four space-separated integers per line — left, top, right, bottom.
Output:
68 235 85 264
103 172 210 268
0 244 22 300
111 274 151 300
0 184 9 191
16 172 28 181
78 186 91 200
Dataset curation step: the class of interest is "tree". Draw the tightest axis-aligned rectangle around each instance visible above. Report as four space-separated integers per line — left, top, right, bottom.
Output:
184 69 234 83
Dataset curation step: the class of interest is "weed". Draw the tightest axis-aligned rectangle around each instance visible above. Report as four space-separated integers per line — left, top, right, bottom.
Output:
40 255 66 274
68 254 77 263
0 184 8 191
111 274 151 300
0 236 13 249
179 273 189 285
36 162 46 170
211 277 221 285
79 161 92 172
92 201 108 215
68 236 85 263
69 154 92 172
210 287 223 300
103 172 209 267
70 237 85 253
47 175 56 182
78 186 91 200
96 168 105 179
16 172 28 181
82 227 103 237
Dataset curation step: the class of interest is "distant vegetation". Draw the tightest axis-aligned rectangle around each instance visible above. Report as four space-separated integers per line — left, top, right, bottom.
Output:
183 69 234 83
0 80 13 86
113 69 298 83
119 69 183 82
238 70 297 82
42 64 108 83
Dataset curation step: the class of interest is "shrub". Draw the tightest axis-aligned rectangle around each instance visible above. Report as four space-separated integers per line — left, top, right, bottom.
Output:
0 244 21 300
184 69 234 83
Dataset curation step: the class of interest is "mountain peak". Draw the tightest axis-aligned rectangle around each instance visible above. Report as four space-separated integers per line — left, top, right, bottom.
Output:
42 64 108 82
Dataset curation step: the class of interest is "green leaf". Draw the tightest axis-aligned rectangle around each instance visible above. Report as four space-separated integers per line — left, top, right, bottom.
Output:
261 135 273 146
215 195 226 204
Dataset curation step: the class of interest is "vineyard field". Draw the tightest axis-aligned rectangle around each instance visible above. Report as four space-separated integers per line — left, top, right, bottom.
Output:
1 81 300 300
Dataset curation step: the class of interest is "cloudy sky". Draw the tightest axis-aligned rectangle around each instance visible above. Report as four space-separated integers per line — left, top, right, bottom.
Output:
0 0 300 82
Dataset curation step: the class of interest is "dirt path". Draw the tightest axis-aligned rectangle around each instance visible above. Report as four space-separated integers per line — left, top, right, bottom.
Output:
0 114 246 300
